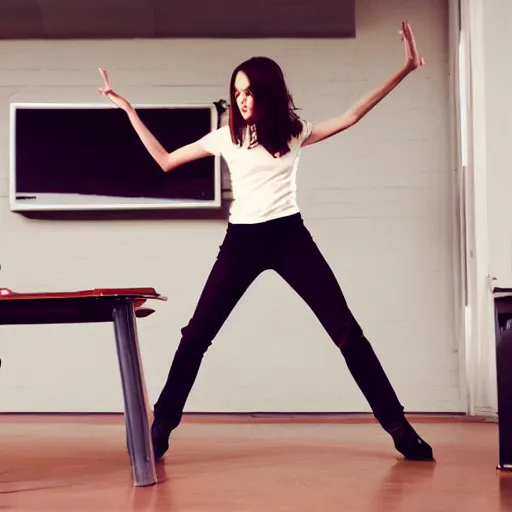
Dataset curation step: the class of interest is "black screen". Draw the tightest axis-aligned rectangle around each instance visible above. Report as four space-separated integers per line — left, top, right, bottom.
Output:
14 106 217 202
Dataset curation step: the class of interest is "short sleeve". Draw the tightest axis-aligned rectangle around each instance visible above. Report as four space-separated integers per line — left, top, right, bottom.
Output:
197 126 230 156
298 119 314 146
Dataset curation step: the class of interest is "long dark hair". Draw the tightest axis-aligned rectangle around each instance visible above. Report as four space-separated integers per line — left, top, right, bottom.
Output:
228 56 303 157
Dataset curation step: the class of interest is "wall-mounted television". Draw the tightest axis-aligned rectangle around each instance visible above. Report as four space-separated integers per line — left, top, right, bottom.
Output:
9 102 222 212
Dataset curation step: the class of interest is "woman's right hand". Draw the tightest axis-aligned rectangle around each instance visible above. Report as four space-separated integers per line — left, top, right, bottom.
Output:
97 68 133 112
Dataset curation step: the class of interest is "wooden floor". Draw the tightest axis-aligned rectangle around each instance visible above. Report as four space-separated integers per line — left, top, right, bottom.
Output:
1 414 511 511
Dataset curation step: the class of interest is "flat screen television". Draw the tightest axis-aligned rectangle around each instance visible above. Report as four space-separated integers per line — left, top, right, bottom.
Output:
9 102 222 212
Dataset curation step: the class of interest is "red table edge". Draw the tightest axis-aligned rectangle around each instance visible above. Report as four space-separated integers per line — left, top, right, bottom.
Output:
0 287 168 303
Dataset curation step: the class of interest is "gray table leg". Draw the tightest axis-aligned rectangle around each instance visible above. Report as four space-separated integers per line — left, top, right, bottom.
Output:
112 299 157 487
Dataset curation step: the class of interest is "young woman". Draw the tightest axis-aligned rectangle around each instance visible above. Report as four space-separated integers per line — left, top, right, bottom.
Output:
98 20 433 463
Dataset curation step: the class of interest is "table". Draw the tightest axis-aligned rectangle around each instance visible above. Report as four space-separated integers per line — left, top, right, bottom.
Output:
493 288 512 471
0 286 167 487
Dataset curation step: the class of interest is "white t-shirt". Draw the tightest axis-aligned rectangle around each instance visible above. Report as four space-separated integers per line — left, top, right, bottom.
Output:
198 120 313 224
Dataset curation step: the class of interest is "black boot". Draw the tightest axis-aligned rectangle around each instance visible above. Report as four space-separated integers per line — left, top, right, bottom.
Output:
151 329 210 461
151 420 171 462
340 330 434 461
391 422 434 461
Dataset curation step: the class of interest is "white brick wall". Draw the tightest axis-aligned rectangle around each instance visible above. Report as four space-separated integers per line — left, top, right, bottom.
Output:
482 0 512 288
0 0 463 413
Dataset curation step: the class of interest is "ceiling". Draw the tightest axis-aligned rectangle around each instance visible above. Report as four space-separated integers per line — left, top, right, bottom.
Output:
0 0 355 39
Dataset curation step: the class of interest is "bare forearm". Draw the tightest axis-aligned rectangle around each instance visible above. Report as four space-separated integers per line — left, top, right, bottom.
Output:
97 69 207 172
125 108 169 170
304 64 413 145
303 22 424 147
349 64 411 121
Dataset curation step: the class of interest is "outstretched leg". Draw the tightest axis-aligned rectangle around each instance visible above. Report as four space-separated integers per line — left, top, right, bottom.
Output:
273 237 433 461
152 243 264 460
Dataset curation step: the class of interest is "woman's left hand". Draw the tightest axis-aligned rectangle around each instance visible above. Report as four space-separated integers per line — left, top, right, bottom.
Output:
400 20 425 72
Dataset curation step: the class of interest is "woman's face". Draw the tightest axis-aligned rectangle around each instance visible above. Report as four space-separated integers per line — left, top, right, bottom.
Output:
234 71 256 123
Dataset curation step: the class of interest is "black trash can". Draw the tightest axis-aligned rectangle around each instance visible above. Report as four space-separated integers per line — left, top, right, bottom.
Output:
493 288 512 471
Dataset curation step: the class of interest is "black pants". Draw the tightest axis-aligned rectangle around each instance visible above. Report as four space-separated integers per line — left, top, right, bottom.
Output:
154 213 406 435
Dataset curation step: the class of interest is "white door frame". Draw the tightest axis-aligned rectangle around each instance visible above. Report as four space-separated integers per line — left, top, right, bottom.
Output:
449 0 497 417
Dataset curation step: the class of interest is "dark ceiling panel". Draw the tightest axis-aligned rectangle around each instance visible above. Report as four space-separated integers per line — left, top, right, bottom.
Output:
154 0 355 38
0 0 355 39
0 0 43 38
37 0 154 38
154 0 254 38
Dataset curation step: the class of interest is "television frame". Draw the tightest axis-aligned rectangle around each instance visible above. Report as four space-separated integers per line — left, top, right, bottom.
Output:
9 102 222 212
